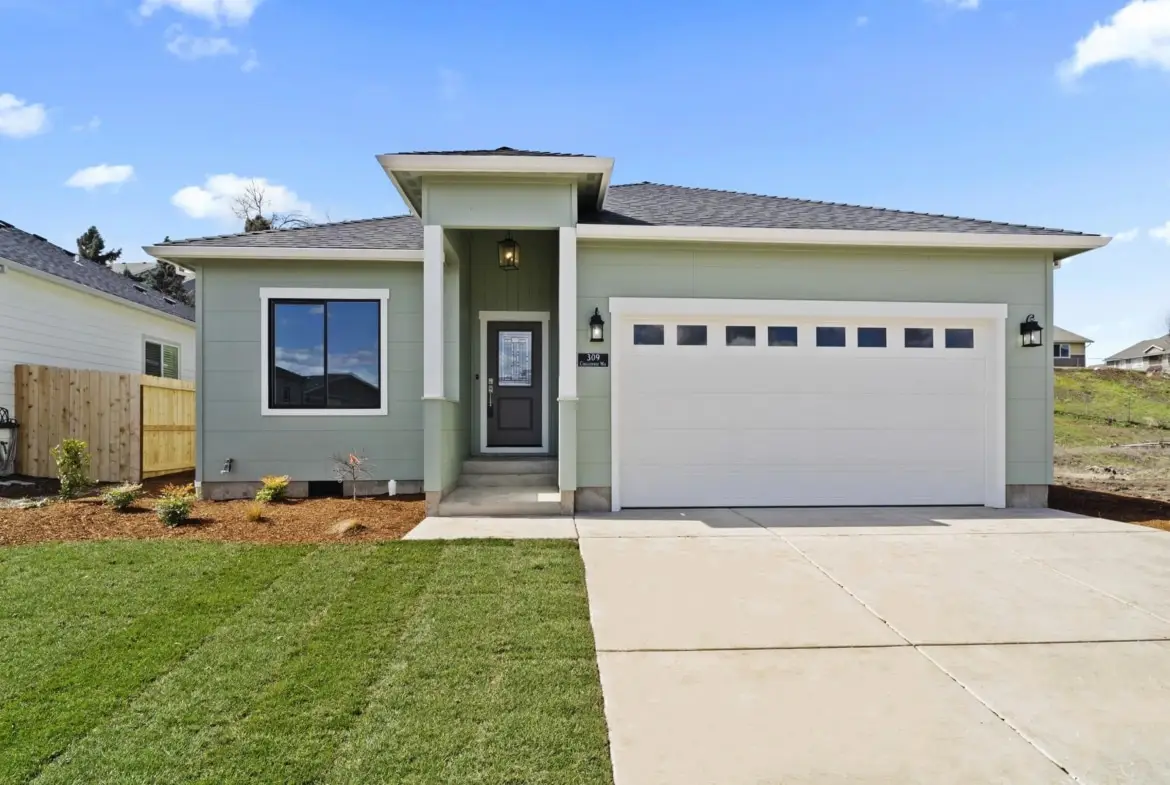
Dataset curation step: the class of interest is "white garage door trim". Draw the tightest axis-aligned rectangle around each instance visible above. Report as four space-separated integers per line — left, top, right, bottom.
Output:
608 298 1008 511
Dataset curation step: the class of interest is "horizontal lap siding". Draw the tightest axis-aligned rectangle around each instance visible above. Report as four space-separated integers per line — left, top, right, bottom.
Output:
199 261 424 483
575 244 1051 489
0 268 195 414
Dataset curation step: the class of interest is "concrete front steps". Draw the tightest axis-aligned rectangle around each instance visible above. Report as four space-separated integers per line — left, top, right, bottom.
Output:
438 457 563 516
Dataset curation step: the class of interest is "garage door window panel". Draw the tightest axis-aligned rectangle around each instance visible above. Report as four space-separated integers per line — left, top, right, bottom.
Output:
768 326 799 347
905 328 935 348
816 326 847 347
633 324 665 345
725 326 756 347
677 325 708 346
946 328 976 349
857 327 887 348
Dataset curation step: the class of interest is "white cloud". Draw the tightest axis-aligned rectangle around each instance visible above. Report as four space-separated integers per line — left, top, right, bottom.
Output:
241 49 259 72
938 0 979 9
139 0 260 25
71 116 101 132
1060 0 1170 80
171 174 313 223
65 164 135 191
165 25 237 59
1114 227 1141 242
0 93 48 138
856 15 869 26
1151 221 1170 243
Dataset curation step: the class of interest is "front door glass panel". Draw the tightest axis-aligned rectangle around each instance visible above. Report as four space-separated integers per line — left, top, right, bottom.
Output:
498 331 533 387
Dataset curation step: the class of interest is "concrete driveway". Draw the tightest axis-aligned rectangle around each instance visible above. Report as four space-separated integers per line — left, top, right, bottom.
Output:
578 507 1170 785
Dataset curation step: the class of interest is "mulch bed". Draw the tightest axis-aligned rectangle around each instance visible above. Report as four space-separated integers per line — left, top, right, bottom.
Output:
1049 484 1170 532
0 473 427 546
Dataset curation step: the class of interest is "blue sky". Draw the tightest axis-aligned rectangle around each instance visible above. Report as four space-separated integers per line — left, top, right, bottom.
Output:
1 0 1168 360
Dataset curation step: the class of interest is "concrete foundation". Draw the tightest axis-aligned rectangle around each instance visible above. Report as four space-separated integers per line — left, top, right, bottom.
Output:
560 490 575 515
342 479 423 498
199 481 308 501
575 486 612 512
1006 484 1049 509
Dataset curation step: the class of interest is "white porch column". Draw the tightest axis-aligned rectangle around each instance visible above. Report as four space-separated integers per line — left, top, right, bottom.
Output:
423 225 445 398
422 224 446 509
557 226 578 510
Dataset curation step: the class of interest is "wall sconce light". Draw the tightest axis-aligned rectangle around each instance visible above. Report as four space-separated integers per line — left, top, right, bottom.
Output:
1020 314 1043 347
497 232 520 271
589 308 605 342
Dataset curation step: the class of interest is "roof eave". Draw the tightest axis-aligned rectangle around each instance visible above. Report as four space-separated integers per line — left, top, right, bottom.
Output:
577 224 1111 253
145 245 424 262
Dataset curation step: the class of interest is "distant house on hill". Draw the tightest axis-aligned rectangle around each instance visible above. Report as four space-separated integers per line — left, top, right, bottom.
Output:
1052 327 1093 368
1106 334 1170 373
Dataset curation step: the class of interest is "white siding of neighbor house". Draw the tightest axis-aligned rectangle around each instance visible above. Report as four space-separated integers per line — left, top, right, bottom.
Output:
0 266 195 414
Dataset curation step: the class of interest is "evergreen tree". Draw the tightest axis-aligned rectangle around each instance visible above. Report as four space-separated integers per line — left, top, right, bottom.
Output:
76 226 123 265
141 261 192 306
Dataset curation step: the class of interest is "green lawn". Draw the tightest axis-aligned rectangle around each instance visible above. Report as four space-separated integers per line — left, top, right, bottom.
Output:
0 540 613 785
1056 368 1170 432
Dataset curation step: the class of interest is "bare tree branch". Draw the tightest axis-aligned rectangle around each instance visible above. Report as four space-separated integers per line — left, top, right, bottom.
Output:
231 179 314 232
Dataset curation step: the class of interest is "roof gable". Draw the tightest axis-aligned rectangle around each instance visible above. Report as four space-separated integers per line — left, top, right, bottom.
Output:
1106 334 1170 362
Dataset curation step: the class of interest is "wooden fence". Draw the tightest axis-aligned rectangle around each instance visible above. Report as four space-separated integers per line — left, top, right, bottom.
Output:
14 364 195 483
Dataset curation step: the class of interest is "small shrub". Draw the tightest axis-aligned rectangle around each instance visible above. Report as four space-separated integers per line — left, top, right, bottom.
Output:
155 494 194 527
255 474 290 503
329 518 365 536
160 482 196 500
331 452 373 501
102 483 143 512
245 501 266 522
51 439 91 499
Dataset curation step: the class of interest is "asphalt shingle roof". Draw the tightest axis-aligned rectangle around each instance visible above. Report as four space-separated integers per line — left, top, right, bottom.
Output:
159 181 1095 250
0 221 194 321
392 146 593 158
1106 335 1170 362
589 183 1093 236
1053 326 1092 344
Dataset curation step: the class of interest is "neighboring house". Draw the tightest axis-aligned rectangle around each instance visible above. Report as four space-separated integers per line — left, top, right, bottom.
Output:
1105 334 1170 372
1052 326 1093 368
147 147 1109 513
109 261 157 278
0 220 196 416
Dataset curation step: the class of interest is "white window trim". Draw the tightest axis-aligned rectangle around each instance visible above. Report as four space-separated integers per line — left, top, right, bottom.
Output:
259 287 390 417
478 311 551 455
608 298 1008 511
1055 343 1071 359
143 336 181 379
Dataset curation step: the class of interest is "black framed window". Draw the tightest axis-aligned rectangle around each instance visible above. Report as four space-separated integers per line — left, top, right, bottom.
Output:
946 328 976 349
633 324 665 345
269 299 381 409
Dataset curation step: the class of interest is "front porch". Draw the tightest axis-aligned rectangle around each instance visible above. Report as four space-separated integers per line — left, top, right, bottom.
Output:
421 225 580 516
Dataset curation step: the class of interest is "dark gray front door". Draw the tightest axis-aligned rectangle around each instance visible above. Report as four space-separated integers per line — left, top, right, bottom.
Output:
486 321 542 448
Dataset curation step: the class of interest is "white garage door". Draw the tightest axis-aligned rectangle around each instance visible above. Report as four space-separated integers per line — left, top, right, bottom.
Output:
614 304 1003 508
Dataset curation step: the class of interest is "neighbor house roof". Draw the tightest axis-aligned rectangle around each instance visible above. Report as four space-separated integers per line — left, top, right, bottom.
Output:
0 220 195 321
1053 326 1093 345
1106 335 1170 362
157 181 1095 251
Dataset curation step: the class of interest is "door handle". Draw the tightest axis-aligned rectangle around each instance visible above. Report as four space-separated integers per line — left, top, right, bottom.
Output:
487 377 494 418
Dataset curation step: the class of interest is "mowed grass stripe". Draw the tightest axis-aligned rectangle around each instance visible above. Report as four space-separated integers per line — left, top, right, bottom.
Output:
0 544 310 783
31 545 379 785
187 542 445 784
0 542 264 705
324 541 613 785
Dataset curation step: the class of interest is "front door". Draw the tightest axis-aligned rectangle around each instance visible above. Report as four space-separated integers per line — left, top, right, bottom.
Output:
486 321 543 449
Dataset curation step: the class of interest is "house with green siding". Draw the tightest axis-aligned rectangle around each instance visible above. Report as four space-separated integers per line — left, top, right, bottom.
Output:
146 147 1109 515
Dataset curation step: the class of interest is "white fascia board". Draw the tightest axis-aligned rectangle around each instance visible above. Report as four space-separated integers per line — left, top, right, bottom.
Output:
0 257 195 327
377 154 615 210
145 245 423 262
608 297 1008 321
577 224 1111 253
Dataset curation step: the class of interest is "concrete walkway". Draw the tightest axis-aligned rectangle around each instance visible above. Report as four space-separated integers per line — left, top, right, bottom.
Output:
578 507 1170 785
406 507 1170 783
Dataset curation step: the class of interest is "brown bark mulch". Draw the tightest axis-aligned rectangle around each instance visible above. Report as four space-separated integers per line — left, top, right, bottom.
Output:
0 490 427 547
1049 484 1170 532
